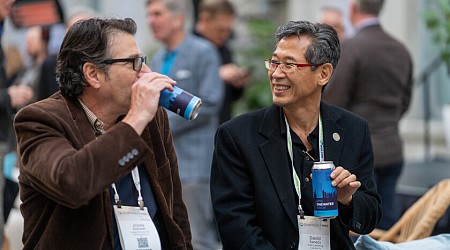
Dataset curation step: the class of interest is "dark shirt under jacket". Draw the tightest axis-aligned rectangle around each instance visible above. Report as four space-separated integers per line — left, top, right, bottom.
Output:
109 163 159 250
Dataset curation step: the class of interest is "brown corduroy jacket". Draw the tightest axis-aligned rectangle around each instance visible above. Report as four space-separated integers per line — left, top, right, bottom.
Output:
14 92 192 249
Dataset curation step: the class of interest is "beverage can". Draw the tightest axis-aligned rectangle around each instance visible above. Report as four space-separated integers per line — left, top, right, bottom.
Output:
159 86 202 120
312 161 338 218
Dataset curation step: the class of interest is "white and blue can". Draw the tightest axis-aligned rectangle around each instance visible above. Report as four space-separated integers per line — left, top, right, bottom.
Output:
159 86 202 120
312 161 338 218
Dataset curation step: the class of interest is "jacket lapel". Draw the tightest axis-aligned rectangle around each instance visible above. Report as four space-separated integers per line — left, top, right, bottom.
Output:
64 95 97 145
259 105 298 228
141 121 158 181
321 102 345 164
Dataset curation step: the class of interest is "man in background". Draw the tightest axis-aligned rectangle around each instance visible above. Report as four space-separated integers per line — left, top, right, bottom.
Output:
318 6 346 41
1 0 28 247
194 0 250 123
147 0 223 249
323 0 413 230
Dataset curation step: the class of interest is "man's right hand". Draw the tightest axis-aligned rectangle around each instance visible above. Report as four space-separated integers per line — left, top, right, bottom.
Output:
122 64 176 135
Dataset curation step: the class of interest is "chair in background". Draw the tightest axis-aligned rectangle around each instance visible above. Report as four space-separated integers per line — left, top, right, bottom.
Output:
369 178 450 243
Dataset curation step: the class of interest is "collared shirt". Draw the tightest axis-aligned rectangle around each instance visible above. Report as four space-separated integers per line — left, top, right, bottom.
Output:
279 110 319 210
161 49 177 76
78 99 159 250
354 17 380 33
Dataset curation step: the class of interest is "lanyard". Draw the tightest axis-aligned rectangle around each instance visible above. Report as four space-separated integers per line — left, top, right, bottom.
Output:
111 167 145 210
285 112 324 218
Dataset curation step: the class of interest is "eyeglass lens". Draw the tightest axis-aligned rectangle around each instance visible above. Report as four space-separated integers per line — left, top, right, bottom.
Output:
265 60 293 73
134 56 146 71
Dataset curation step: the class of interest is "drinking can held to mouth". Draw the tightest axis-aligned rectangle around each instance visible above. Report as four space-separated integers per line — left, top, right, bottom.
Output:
159 86 202 120
312 161 338 218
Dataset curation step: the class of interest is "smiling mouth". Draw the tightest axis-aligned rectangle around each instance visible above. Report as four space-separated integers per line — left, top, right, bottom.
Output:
274 85 291 91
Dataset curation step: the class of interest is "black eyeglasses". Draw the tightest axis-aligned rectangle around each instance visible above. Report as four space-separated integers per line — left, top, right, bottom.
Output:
264 59 316 73
102 56 147 72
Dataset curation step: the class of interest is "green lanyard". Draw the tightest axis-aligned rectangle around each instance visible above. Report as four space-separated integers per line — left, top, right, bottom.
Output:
285 113 324 218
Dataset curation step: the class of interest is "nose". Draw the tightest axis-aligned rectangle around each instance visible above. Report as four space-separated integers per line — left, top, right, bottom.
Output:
138 64 152 77
271 64 286 78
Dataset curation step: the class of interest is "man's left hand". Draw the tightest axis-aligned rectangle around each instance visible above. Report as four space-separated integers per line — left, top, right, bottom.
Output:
330 166 361 206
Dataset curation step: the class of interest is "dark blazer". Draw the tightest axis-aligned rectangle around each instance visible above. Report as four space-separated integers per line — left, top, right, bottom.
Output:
14 92 192 249
323 24 413 167
211 103 381 250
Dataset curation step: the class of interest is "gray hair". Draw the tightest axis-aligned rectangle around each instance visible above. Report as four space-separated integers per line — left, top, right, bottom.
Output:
275 20 340 69
146 0 191 15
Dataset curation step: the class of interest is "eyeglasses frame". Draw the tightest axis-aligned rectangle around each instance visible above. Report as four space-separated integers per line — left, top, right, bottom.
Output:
102 55 147 72
264 59 316 73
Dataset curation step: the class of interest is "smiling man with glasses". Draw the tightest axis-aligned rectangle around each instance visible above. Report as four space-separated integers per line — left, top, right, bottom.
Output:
210 20 381 250
14 17 192 249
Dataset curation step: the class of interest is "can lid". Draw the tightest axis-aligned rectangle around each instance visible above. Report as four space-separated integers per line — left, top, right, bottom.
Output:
189 99 202 120
313 161 335 169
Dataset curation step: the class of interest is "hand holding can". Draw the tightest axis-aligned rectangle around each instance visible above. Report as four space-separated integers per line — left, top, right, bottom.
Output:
159 86 202 120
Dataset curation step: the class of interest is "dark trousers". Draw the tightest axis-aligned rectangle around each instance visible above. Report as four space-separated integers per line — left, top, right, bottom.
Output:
374 162 403 230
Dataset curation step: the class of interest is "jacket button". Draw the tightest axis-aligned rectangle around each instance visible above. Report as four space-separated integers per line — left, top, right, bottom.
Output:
290 242 296 249
127 152 134 159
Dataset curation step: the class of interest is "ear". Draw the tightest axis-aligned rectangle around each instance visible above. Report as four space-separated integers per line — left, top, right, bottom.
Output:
174 14 185 30
82 62 102 89
317 63 333 87
197 12 210 23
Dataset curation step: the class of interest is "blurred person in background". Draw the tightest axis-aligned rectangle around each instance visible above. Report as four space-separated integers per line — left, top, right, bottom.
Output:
318 6 346 41
147 0 223 249
13 25 48 98
14 17 192 249
1 0 33 152
194 0 250 124
1 0 24 247
323 0 413 230
2 25 49 232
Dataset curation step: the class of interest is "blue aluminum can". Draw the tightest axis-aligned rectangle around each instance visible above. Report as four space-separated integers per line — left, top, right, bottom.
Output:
312 161 338 218
159 86 202 120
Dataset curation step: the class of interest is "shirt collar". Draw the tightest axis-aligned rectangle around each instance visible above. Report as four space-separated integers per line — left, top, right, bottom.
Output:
355 17 380 33
78 98 104 135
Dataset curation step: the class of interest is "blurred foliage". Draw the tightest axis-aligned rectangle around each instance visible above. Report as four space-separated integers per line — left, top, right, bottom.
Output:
233 18 277 116
423 0 450 66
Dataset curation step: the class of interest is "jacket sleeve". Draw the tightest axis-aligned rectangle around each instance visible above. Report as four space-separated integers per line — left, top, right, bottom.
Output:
14 104 149 208
210 125 276 250
342 121 382 234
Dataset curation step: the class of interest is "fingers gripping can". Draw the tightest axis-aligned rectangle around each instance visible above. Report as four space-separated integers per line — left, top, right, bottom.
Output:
312 161 338 218
159 86 202 120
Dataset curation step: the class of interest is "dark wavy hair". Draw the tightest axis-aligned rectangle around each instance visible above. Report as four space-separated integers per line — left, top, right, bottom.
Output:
56 17 137 98
274 20 340 70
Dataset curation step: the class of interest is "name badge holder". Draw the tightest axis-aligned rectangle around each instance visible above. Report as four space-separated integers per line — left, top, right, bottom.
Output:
112 167 161 250
285 114 331 250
